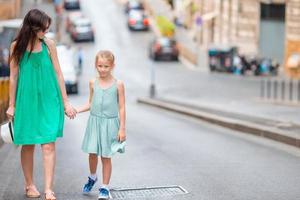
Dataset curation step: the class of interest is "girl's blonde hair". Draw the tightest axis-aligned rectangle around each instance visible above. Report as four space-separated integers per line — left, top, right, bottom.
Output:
95 50 115 65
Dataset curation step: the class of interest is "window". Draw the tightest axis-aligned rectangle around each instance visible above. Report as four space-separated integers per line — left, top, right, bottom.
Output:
261 3 285 21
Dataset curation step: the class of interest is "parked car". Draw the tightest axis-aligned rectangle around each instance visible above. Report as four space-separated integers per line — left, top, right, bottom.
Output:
149 37 179 61
124 0 144 13
64 0 80 10
208 46 237 72
70 18 94 42
57 44 79 94
65 11 84 32
0 18 22 46
0 47 9 77
0 19 22 77
127 10 149 31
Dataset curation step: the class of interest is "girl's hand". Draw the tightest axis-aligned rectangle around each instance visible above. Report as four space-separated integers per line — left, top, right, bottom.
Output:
117 130 126 142
64 102 77 119
6 106 15 121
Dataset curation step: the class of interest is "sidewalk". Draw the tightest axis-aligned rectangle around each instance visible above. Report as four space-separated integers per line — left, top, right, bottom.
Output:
138 97 300 148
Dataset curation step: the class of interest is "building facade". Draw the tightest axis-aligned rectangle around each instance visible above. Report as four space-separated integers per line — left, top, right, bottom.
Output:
0 0 21 20
172 0 300 78
285 0 300 78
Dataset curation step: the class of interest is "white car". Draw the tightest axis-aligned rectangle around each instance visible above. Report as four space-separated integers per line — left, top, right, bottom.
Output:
70 17 94 42
57 44 79 94
65 11 84 32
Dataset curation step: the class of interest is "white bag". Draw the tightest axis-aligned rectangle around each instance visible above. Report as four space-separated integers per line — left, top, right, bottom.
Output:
0 121 14 144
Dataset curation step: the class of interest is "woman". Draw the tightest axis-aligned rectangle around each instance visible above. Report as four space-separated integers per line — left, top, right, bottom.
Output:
6 9 76 200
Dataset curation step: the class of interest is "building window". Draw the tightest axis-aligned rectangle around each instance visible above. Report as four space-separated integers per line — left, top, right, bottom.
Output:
261 3 285 21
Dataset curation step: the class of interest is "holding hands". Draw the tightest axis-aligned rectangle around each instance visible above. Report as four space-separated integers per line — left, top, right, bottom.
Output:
64 101 77 119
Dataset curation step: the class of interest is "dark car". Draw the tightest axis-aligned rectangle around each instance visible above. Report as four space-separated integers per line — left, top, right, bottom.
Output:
149 37 179 61
0 19 22 77
127 10 149 31
0 48 9 77
70 18 95 42
125 0 144 13
64 0 80 10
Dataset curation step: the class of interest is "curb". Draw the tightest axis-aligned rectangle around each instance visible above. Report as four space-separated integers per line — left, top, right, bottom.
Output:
137 97 300 148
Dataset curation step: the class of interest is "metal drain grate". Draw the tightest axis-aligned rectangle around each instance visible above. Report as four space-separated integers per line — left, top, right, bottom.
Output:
110 185 188 199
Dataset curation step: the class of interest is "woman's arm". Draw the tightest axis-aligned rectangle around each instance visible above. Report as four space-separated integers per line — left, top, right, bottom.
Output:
117 80 126 142
76 79 94 113
45 38 76 118
6 42 18 120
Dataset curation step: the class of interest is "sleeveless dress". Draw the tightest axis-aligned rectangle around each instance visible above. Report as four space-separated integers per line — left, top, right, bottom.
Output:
81 79 125 157
13 40 64 145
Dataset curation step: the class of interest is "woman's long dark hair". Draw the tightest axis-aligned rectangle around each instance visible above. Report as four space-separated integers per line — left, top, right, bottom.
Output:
10 9 51 64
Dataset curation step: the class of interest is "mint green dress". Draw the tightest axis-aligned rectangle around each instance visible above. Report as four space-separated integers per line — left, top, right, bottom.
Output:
81 79 125 157
13 40 64 145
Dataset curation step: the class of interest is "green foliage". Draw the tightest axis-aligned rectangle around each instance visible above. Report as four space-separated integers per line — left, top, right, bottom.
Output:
155 15 175 37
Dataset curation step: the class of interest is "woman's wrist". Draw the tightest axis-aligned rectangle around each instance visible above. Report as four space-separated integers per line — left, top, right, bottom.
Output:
9 103 15 108
63 100 69 107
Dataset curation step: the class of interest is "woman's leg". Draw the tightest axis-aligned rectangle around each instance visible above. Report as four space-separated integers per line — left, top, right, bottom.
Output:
41 142 56 193
21 145 40 197
21 145 35 186
101 157 112 185
89 153 98 174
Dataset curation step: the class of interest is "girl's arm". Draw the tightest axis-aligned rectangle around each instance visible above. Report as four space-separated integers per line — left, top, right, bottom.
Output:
45 38 76 119
6 42 18 120
117 80 126 142
76 79 94 113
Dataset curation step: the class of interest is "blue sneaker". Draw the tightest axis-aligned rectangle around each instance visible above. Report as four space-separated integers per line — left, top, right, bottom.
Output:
98 187 110 200
83 177 97 194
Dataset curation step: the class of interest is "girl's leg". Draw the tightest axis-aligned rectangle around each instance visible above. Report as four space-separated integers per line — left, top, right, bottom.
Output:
101 157 112 185
21 145 35 186
89 153 98 174
83 154 98 193
41 142 56 194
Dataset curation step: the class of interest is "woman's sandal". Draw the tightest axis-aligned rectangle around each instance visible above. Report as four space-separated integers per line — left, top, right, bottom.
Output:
25 185 41 198
44 190 56 200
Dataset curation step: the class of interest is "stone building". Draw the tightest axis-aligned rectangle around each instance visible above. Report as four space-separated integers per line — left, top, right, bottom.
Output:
0 0 21 20
173 0 300 78
285 0 300 78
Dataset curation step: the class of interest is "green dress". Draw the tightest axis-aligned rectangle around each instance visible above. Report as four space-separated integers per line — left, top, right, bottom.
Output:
13 40 64 145
81 79 125 157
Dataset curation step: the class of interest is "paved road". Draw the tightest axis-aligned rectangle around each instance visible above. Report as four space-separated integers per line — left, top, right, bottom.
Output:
1 0 300 200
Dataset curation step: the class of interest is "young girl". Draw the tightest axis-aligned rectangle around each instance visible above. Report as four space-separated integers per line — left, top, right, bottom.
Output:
76 50 126 200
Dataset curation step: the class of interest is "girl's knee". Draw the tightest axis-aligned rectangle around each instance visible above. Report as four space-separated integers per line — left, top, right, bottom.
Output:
89 153 98 160
101 157 111 163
